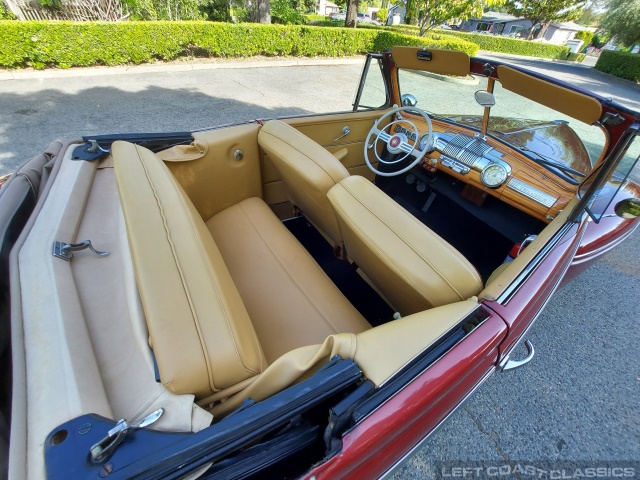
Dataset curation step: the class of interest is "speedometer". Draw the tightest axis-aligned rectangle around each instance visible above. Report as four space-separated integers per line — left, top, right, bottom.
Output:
418 133 433 151
481 164 508 188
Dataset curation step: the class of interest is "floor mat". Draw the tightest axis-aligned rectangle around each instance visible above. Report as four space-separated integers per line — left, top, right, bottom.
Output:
379 177 515 282
284 217 394 327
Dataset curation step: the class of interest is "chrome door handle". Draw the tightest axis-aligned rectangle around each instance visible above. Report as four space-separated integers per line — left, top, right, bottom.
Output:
333 126 350 142
498 340 535 372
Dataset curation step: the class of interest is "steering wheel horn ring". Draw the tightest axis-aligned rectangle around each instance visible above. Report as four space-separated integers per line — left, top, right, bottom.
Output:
365 106 434 177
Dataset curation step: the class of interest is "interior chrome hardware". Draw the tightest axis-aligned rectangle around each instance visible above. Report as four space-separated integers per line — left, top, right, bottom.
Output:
52 240 109 261
517 235 538 255
233 149 244 161
89 408 164 463
71 140 110 162
333 126 350 142
498 340 535 372
87 140 110 154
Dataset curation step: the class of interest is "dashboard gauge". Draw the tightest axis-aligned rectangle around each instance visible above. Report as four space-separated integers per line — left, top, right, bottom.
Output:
481 163 509 188
418 133 433 151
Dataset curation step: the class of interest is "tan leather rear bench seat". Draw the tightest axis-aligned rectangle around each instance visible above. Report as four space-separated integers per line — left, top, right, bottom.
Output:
112 141 370 408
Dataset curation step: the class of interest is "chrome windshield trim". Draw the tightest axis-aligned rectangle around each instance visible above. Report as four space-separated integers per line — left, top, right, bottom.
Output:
377 368 496 480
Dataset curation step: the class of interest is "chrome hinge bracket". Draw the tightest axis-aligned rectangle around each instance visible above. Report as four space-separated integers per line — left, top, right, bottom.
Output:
52 240 109 261
71 140 110 162
599 112 624 126
90 408 164 463
498 340 535 373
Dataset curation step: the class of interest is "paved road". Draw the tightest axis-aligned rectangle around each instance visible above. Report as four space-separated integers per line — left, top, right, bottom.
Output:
1 58 639 479
477 51 640 110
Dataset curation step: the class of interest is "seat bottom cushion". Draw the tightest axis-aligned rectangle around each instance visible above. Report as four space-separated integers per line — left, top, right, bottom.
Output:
206 197 371 364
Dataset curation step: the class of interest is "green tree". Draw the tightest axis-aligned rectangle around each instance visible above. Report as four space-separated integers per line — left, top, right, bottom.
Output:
574 29 594 44
405 0 417 24
200 0 231 21
576 4 603 25
506 0 586 39
416 0 479 33
414 0 505 35
270 0 304 23
377 6 388 21
600 0 640 46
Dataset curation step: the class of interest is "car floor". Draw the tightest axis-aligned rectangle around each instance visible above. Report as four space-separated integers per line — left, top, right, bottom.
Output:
284 217 395 327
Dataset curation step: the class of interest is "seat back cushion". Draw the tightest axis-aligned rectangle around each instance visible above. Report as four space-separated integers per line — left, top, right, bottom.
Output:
328 175 483 315
112 141 266 399
258 120 349 247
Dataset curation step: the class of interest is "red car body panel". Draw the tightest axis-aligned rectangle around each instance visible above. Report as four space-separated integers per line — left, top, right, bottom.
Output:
304 315 507 479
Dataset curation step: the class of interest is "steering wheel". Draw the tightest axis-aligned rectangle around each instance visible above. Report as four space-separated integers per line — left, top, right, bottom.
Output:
364 106 433 177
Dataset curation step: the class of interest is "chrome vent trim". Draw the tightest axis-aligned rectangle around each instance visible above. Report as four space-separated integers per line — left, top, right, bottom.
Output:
507 178 557 208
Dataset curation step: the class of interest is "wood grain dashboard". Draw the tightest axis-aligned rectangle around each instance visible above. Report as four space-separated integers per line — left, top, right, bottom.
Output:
395 114 578 223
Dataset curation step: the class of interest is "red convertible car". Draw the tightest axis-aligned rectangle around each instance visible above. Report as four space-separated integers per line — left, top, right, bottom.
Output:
0 46 639 479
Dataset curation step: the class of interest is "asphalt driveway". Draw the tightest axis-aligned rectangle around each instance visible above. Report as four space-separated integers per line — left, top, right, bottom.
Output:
0 56 638 479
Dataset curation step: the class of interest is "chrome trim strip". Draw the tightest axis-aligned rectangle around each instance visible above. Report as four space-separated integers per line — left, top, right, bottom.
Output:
378 368 496 480
377 306 484 390
507 178 557 208
496 219 577 304
496 220 583 362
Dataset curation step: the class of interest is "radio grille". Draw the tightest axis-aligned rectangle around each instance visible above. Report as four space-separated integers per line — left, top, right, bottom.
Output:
441 133 493 167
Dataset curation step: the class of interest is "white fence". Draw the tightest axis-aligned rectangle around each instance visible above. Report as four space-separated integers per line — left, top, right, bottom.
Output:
4 0 126 21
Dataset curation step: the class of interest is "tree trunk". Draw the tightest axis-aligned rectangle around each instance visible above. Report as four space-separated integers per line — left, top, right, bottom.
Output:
404 0 415 24
345 0 358 27
526 20 540 40
419 16 428 36
538 22 551 40
255 0 271 23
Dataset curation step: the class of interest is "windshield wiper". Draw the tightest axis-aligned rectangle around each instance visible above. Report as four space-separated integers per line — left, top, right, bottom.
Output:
488 132 585 185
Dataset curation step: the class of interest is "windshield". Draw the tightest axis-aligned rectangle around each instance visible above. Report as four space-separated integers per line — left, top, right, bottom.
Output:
397 69 606 177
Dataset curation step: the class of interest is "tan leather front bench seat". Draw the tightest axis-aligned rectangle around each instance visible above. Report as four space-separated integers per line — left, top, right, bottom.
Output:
328 175 483 316
112 141 370 405
258 120 350 250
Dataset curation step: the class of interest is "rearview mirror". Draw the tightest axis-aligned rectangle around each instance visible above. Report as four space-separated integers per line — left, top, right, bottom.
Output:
474 90 496 108
614 198 640 218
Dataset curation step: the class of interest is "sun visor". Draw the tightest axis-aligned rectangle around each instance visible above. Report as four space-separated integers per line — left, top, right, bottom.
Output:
497 65 603 125
391 46 470 77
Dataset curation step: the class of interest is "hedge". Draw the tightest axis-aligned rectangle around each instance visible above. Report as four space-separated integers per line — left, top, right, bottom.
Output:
595 50 640 82
317 22 572 60
385 25 571 59
433 30 571 59
0 21 479 69
567 52 586 62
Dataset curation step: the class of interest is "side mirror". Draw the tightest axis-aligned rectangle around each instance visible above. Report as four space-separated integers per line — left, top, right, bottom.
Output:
614 198 640 218
401 94 418 107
